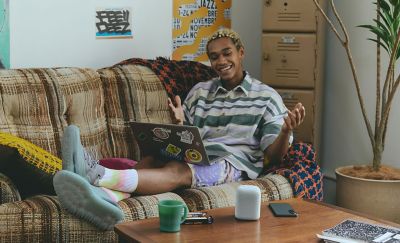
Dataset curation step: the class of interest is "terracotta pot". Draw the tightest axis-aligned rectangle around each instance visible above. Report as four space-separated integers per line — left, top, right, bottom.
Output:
336 166 400 223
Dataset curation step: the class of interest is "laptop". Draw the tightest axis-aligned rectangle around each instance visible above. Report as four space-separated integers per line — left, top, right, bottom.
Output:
130 121 232 165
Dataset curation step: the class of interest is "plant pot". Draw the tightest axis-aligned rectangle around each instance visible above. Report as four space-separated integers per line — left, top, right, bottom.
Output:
336 166 400 223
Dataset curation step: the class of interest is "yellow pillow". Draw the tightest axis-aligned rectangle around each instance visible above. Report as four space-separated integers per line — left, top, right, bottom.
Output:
0 132 61 198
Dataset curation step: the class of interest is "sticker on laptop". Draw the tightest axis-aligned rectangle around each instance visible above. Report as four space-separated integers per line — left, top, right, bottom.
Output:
160 147 183 161
177 130 194 144
137 132 147 141
165 143 181 156
152 127 171 140
185 149 202 163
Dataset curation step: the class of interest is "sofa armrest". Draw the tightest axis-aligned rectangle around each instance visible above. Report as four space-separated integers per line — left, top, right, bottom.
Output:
0 172 21 204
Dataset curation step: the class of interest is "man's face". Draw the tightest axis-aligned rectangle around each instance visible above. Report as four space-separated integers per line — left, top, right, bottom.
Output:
207 37 244 85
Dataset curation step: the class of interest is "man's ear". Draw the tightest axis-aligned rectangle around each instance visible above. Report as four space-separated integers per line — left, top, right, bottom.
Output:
239 47 245 59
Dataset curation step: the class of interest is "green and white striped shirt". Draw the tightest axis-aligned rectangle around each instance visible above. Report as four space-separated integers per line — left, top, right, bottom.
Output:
183 72 292 179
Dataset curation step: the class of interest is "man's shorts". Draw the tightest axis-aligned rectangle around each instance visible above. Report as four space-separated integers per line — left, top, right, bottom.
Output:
187 160 244 188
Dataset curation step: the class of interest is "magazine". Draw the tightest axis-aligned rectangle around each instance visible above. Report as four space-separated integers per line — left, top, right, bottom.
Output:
316 219 400 243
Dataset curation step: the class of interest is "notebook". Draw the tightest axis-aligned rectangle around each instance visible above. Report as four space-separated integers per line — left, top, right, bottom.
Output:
130 121 232 165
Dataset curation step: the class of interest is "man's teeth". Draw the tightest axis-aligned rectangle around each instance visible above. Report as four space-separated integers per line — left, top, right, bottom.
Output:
220 65 231 71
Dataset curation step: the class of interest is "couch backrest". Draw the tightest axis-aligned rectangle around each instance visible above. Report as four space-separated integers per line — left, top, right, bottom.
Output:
0 68 112 159
98 64 172 160
0 65 172 161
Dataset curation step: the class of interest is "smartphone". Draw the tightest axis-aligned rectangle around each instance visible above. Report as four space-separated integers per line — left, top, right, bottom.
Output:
268 203 298 217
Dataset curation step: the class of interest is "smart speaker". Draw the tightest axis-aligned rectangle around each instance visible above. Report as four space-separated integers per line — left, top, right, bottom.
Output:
235 185 261 220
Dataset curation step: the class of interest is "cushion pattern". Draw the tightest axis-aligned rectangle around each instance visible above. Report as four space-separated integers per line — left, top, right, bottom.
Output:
0 172 21 204
98 65 172 160
0 68 111 159
179 173 293 211
0 192 183 243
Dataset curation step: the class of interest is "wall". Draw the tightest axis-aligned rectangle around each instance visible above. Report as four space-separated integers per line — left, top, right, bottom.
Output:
321 0 400 203
10 0 172 69
8 0 262 77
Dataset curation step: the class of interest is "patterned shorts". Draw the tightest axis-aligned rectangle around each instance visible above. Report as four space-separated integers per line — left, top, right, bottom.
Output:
187 160 244 188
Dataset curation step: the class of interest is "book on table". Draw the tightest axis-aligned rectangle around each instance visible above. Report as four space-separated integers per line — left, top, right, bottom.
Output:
316 219 400 243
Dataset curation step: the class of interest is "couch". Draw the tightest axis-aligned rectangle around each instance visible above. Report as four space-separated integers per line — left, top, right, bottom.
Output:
0 61 295 242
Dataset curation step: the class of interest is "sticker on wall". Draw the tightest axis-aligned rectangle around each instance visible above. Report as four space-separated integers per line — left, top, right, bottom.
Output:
172 0 232 61
152 127 171 140
177 130 194 144
185 149 202 163
95 7 133 39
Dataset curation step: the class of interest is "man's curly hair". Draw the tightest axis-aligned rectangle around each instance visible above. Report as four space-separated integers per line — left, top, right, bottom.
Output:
206 28 244 53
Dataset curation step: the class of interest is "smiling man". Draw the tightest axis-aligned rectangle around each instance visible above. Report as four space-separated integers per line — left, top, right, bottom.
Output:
53 28 306 230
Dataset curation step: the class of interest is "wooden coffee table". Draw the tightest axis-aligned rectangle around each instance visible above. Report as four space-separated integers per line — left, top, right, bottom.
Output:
114 198 400 242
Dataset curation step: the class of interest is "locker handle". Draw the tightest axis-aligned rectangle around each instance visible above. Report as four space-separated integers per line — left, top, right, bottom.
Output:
263 53 270 61
265 0 271 6
281 56 287 63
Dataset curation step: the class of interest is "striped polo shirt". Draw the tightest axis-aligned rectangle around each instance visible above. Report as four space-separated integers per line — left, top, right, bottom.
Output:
183 72 293 179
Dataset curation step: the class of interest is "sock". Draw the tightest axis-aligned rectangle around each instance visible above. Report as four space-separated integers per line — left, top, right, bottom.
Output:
100 187 131 202
97 168 138 193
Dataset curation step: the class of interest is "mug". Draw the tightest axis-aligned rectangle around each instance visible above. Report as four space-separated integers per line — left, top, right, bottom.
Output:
158 199 188 232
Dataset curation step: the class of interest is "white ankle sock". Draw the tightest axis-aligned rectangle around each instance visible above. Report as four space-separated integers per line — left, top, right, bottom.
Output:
97 168 138 193
100 187 131 202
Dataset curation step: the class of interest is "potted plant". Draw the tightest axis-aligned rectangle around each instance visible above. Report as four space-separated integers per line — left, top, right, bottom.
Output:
312 0 400 222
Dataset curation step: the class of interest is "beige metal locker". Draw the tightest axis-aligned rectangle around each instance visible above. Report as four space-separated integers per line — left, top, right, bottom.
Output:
262 0 326 154
262 33 316 88
277 89 315 143
263 0 318 32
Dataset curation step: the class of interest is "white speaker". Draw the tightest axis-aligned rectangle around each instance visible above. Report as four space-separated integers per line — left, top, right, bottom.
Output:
235 185 261 220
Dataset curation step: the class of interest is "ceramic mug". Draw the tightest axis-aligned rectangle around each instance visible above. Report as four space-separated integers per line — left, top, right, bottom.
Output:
158 199 188 232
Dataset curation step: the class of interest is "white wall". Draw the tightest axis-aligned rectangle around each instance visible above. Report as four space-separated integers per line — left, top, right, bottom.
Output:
321 0 400 179
10 0 172 68
9 0 263 75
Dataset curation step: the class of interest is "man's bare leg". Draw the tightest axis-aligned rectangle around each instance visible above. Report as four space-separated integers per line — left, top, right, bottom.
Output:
134 156 165 169
135 161 192 195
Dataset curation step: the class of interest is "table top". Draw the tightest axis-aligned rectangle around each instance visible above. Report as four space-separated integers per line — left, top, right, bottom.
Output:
115 198 400 243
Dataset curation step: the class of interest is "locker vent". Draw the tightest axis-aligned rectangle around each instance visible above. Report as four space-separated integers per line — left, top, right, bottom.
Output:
277 42 300 52
275 68 300 79
277 12 301 22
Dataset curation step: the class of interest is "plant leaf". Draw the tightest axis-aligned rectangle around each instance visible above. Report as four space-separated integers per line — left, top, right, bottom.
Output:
378 0 391 13
368 38 390 53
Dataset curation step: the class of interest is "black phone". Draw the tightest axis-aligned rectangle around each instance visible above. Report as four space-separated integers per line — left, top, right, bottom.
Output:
268 203 298 217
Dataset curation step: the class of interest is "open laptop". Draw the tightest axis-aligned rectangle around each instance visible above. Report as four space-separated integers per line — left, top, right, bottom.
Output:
130 121 232 165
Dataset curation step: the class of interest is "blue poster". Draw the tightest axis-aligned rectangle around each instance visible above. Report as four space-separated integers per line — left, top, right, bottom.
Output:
0 0 9 68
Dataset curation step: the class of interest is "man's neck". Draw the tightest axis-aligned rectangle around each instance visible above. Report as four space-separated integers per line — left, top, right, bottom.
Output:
221 71 246 91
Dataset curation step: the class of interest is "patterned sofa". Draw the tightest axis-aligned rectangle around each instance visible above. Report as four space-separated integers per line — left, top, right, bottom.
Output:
0 62 294 242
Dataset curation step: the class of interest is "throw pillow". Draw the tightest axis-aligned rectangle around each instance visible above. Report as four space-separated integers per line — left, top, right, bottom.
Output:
0 132 61 199
99 158 137 170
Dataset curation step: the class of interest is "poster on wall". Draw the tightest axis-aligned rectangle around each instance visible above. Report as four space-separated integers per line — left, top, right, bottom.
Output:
95 7 133 39
0 0 10 68
172 0 231 62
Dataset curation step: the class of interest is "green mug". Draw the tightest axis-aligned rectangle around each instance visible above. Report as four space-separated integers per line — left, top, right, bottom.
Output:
158 199 188 232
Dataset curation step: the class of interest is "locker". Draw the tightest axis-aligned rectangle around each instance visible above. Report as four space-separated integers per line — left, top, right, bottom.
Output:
263 0 319 32
276 89 315 143
262 33 316 88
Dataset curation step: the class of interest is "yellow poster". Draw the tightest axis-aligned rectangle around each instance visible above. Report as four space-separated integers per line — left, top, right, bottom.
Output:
172 0 232 61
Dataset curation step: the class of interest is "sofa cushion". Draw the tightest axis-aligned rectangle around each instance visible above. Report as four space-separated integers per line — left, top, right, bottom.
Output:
0 68 112 160
98 65 172 160
0 172 21 204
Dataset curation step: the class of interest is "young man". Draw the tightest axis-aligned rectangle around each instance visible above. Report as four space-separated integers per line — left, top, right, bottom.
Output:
53 28 305 230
